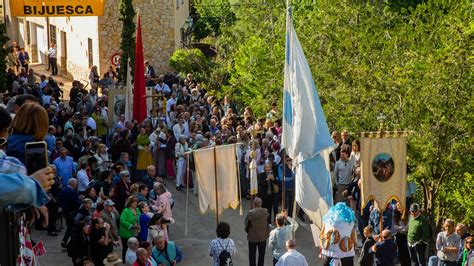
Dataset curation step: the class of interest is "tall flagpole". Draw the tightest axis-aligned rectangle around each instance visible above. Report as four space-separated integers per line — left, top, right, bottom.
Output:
213 147 220 225
286 0 298 240
235 144 243 216
282 149 286 211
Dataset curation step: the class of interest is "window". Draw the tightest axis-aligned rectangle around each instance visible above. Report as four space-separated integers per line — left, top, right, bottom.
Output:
88 38 93 67
49 24 57 45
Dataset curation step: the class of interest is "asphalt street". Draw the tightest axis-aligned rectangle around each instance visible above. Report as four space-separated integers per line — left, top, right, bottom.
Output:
33 178 359 265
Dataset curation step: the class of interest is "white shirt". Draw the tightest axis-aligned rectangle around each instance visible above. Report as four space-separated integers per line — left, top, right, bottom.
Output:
48 47 57 58
77 169 90 192
166 98 176 113
183 120 190 137
173 123 185 140
149 130 166 151
155 83 171 94
125 248 137 265
276 249 308 266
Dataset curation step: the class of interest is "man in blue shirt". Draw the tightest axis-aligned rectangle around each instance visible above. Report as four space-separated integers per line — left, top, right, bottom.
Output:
370 229 398 266
53 147 76 186
45 126 56 152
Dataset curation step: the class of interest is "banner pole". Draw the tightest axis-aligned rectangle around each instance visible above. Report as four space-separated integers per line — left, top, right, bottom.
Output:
235 145 243 216
185 153 190 236
379 208 383 236
213 146 219 225
282 149 286 211
292 192 297 240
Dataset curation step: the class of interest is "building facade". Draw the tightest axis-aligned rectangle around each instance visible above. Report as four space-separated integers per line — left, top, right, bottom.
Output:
4 0 190 81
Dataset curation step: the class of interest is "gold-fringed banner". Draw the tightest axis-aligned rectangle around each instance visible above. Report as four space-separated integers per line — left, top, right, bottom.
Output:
360 137 407 212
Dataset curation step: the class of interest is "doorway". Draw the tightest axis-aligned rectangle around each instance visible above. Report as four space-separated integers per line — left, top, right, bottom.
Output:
60 31 67 75
36 25 46 64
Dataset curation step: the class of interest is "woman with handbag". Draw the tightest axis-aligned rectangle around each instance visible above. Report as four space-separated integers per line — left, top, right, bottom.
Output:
258 163 279 224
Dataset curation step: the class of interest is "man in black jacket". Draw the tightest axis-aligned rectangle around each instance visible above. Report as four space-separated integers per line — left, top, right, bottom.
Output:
59 178 81 248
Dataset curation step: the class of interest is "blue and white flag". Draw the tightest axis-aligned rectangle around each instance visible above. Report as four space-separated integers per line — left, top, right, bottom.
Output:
281 5 335 240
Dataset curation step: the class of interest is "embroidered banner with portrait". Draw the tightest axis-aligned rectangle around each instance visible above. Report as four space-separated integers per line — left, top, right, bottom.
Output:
360 136 407 212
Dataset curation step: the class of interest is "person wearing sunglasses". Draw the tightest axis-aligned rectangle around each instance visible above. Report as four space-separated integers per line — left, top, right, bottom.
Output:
407 203 431 266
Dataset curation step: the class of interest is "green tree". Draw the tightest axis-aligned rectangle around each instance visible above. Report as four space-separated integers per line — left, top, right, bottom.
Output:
0 23 9 92
216 0 286 114
192 0 236 41
169 48 213 82
118 0 136 83
203 0 473 229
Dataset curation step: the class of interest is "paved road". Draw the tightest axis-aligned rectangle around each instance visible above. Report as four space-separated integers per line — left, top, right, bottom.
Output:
34 178 359 265
30 63 74 101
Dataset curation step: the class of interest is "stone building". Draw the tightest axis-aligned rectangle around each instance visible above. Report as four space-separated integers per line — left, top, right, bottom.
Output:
4 0 190 81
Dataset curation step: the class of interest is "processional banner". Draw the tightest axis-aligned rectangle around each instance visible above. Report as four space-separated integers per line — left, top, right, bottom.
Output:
360 136 407 212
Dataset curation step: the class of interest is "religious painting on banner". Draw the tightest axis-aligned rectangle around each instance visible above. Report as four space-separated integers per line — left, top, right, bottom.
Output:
107 88 126 126
360 135 407 212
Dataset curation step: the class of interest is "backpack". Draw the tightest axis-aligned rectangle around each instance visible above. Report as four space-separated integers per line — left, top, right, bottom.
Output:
218 239 233 266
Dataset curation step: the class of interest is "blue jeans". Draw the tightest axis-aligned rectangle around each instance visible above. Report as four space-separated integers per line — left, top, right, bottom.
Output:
428 256 438 266
273 257 278 265
409 243 427 266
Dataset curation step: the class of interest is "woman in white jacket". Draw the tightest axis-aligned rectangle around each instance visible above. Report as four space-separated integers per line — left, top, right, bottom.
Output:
95 144 111 173
175 135 190 191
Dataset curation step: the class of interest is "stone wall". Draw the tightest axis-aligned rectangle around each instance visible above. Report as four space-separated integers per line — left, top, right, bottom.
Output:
67 61 90 83
98 0 178 77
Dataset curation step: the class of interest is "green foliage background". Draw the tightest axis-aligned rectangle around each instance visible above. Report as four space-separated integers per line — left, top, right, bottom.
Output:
169 48 213 82
182 0 473 228
118 0 136 83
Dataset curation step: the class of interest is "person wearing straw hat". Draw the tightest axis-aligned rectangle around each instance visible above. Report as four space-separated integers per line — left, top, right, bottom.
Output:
103 253 122 265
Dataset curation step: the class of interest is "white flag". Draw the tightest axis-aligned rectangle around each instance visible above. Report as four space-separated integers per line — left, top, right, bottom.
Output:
281 5 335 236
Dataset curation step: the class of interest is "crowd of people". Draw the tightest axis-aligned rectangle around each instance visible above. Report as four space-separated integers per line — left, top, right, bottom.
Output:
0 47 472 266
